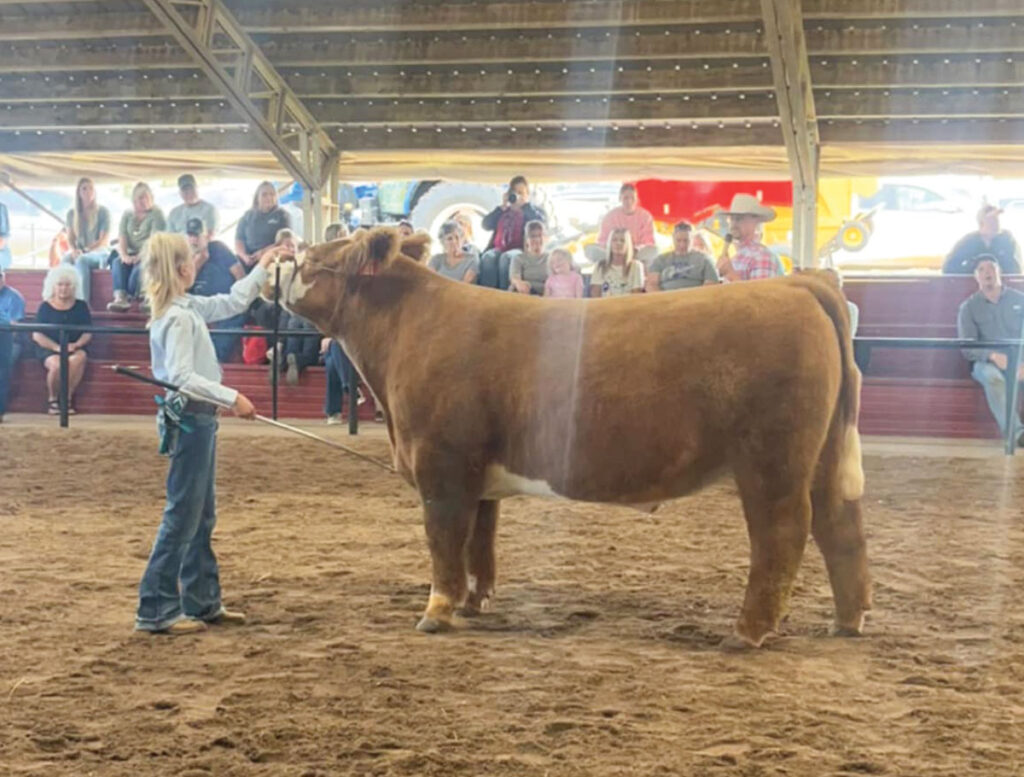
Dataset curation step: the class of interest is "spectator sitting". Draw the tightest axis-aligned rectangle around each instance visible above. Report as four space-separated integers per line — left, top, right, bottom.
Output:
428 221 480 283
269 229 318 386
478 175 547 290
321 223 360 424
109 182 165 313
544 248 584 299
31 265 92 415
957 255 1024 445
645 221 719 293
587 183 658 267
0 267 27 422
235 181 291 271
167 174 219 238
508 220 550 295
716 194 784 282
62 177 112 305
691 229 713 255
590 228 644 298
324 222 348 242
397 220 415 238
943 204 1022 275
0 199 10 270
186 218 246 362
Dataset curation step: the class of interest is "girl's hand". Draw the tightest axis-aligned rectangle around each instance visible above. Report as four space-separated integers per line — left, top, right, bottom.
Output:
233 392 256 420
320 337 332 354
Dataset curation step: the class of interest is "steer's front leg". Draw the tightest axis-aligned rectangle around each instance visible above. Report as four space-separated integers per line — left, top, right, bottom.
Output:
459 499 500 616
416 494 477 633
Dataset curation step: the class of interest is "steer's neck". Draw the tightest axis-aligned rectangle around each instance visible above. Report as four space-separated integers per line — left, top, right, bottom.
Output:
328 261 424 409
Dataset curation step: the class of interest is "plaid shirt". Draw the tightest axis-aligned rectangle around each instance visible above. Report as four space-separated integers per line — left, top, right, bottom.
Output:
730 238 782 281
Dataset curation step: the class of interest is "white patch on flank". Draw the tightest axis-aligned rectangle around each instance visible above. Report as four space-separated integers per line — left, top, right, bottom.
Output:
481 464 563 500
839 425 865 501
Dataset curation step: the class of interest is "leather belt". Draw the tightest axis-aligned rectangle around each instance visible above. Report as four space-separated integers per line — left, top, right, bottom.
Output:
183 399 219 416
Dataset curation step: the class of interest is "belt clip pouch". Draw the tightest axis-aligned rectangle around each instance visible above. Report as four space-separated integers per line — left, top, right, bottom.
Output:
154 393 193 456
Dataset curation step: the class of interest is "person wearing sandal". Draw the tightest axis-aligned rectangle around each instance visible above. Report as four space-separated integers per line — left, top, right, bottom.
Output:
31 265 92 415
135 232 273 635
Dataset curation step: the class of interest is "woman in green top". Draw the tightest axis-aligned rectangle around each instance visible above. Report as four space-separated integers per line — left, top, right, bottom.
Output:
108 182 166 313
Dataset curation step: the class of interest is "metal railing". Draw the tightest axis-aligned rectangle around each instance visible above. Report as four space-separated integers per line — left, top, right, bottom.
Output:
853 337 1021 455
2 325 1022 453
0 320 361 435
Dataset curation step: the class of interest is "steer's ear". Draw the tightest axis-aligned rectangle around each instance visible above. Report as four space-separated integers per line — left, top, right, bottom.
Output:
400 233 432 264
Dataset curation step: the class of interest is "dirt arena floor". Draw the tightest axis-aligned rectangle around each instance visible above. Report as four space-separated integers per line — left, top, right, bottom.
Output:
2 418 1023 776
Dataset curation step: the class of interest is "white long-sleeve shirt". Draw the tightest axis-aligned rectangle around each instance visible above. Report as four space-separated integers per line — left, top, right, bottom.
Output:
149 266 269 407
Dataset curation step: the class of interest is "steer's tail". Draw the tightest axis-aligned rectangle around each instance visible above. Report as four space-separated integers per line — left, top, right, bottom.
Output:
787 273 864 501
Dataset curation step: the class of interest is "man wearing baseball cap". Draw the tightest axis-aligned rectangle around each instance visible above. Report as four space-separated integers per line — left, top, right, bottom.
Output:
168 174 219 238
943 204 1021 275
185 217 245 361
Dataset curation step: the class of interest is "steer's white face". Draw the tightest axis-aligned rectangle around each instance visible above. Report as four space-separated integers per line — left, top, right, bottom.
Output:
263 252 314 313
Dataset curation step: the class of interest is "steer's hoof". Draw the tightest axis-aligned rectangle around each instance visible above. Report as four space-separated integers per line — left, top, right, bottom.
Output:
833 625 865 638
457 596 491 618
416 616 452 634
719 632 763 652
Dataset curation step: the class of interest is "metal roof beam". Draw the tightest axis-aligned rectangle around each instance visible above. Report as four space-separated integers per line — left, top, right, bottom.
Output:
139 0 336 190
0 1 764 42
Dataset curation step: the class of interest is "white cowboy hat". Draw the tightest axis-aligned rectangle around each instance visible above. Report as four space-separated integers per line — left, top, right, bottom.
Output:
720 193 776 223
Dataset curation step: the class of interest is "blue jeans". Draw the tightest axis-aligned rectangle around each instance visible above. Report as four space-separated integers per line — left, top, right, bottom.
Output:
0 330 15 415
478 249 521 290
283 313 320 371
136 414 223 631
110 254 143 297
324 340 353 415
971 361 1023 438
64 249 110 304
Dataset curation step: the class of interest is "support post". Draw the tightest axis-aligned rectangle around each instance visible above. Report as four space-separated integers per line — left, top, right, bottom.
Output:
760 0 820 269
271 262 281 421
58 328 69 428
1006 345 1021 456
346 359 359 436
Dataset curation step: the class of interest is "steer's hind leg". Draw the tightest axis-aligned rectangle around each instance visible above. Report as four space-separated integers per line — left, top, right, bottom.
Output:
460 500 499 616
811 490 871 637
417 495 477 633
729 465 813 649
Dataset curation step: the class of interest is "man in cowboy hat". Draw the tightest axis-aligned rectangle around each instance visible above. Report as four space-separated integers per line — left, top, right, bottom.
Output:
716 193 784 282
943 204 1021 275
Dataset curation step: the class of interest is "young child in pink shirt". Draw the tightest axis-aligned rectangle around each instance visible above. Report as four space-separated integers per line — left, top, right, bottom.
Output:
543 248 584 299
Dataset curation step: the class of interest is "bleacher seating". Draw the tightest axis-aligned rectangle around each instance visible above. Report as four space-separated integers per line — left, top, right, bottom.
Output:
4 268 1022 437
845 274 1024 439
3 268 377 421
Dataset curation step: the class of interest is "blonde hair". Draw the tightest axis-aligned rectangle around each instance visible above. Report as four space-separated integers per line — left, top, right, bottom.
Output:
142 232 192 323
275 228 296 245
548 247 574 274
598 227 636 277
131 181 154 209
70 177 98 244
42 264 81 300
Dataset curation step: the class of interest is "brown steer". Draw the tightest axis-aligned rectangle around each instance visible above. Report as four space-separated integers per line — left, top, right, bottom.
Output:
267 227 870 648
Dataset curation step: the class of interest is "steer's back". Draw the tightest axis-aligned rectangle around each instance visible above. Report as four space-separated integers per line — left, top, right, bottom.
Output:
388 276 846 504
